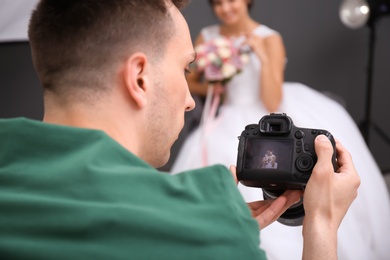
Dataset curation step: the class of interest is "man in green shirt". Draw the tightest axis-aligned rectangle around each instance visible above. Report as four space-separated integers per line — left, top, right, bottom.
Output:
0 0 360 259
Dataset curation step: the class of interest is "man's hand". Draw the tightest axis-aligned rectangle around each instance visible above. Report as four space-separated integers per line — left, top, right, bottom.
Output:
304 135 360 229
229 165 302 230
302 135 360 260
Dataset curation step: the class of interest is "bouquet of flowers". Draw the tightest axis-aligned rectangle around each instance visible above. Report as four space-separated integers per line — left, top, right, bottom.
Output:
194 36 250 85
193 37 250 167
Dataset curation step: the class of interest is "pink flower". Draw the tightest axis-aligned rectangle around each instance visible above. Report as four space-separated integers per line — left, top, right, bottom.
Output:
194 36 250 84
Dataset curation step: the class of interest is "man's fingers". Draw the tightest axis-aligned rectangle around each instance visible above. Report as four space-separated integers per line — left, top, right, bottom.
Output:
313 135 335 173
334 139 353 172
253 190 302 230
256 195 287 229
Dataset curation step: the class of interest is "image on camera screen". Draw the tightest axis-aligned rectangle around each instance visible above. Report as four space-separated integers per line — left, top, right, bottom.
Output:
243 139 293 171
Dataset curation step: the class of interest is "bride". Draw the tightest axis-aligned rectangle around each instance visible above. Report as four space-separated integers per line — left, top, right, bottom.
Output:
171 0 390 259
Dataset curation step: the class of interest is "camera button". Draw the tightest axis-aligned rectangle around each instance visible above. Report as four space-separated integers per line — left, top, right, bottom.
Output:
296 155 314 173
296 148 302 153
295 131 304 139
296 140 302 146
311 130 317 135
246 124 257 130
304 144 310 151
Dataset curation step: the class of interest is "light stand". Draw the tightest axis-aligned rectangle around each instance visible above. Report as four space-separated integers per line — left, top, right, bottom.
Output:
339 0 390 147
360 15 376 144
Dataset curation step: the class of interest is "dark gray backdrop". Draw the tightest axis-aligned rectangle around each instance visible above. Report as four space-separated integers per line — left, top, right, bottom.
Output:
0 0 389 172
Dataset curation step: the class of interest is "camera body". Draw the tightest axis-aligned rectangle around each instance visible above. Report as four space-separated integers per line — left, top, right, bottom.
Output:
236 113 337 226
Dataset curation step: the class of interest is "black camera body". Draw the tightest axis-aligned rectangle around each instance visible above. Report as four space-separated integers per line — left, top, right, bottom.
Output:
236 113 337 226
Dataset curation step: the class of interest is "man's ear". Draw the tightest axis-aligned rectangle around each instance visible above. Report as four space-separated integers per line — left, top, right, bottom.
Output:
123 52 149 108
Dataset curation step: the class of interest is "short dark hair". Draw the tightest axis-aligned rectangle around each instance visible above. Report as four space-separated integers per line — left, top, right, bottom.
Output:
28 0 190 95
208 0 253 10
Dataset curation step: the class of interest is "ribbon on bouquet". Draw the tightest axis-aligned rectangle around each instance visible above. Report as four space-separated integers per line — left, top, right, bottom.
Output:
199 83 222 167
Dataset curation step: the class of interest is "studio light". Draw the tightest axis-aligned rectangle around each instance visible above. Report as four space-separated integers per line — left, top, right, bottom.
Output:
340 0 370 28
340 0 390 28
339 0 390 147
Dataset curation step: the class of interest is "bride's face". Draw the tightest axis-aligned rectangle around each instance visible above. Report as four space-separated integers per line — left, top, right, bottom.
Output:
211 0 250 26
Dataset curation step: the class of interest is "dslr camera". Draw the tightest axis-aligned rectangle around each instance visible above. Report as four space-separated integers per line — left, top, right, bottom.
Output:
236 113 337 226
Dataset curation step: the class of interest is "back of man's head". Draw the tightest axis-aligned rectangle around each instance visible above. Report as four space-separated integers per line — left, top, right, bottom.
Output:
28 0 189 103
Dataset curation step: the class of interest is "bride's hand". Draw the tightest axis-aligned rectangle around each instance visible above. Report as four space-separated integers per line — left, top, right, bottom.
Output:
229 165 302 230
242 33 268 62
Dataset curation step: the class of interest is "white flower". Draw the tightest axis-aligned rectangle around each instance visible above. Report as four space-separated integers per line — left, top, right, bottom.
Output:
196 57 207 69
218 47 232 59
207 52 218 63
214 37 230 47
195 44 206 54
222 63 237 78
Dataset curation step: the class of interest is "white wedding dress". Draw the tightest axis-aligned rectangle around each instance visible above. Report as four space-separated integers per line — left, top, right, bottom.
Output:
171 24 390 260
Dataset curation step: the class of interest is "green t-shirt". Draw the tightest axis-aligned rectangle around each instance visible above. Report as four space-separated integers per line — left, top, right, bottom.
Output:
0 118 267 260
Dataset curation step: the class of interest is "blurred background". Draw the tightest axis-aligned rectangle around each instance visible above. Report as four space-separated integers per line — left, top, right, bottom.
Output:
181 0 390 174
0 0 389 174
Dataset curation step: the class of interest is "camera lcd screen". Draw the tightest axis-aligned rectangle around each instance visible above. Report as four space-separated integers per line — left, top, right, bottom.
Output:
243 139 293 171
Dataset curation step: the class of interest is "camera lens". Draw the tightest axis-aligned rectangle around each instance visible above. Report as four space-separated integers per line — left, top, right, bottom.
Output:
262 189 305 226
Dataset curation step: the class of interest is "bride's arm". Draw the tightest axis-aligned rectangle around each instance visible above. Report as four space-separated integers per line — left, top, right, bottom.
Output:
247 33 286 112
